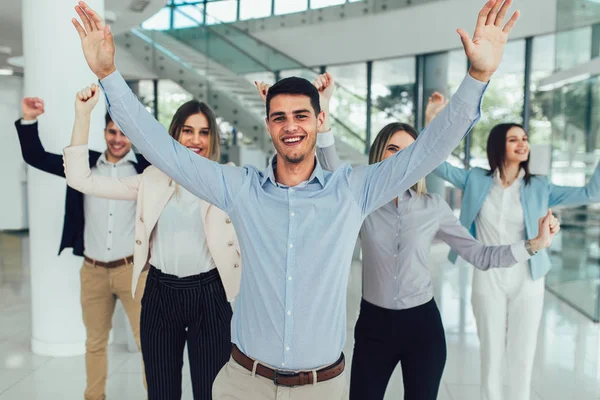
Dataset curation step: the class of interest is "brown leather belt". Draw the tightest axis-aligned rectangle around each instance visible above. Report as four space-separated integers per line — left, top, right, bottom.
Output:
84 255 133 269
231 344 345 387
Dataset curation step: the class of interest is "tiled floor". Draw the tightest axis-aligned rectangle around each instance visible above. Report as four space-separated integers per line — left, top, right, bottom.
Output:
0 231 599 399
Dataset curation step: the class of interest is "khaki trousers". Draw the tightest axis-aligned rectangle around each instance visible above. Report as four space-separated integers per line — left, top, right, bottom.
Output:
80 260 147 400
212 357 348 400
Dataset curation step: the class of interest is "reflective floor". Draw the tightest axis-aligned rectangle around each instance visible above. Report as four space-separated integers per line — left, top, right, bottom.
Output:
0 231 599 399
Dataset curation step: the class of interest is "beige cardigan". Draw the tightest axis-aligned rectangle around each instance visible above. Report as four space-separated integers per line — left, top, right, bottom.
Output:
63 145 241 300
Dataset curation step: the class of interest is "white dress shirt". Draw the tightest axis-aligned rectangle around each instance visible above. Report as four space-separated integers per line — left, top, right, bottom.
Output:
83 151 138 262
476 169 526 257
150 185 217 277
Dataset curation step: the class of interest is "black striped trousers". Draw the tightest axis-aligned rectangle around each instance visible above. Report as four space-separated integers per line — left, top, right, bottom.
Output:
140 265 233 400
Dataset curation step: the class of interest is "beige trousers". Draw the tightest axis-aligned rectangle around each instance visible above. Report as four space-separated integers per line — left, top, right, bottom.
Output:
80 260 147 400
212 357 348 400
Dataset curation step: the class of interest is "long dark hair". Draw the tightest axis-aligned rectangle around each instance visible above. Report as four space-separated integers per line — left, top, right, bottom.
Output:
168 100 221 162
369 122 427 194
486 123 531 184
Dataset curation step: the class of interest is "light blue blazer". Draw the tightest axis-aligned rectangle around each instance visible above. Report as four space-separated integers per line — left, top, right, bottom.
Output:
433 162 600 280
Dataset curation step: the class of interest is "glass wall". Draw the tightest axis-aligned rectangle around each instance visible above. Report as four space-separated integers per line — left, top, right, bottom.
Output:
469 39 525 169
326 63 368 151
543 75 600 322
371 57 416 136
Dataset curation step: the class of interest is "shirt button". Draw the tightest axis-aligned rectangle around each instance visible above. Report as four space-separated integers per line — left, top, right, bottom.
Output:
286 346 290 351
290 212 295 217
394 254 397 258
136 240 142 245
226 218 231 224
107 247 111 251
108 231 112 234
140 217 144 223
287 311 291 316
228 241 234 247
234 264 240 268
394 276 397 280
109 213 113 217
394 297 398 301
288 276 292 281
281 363 285 367
289 244 293 248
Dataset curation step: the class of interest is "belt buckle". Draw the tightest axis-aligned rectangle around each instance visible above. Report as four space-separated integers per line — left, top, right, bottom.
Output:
273 369 297 387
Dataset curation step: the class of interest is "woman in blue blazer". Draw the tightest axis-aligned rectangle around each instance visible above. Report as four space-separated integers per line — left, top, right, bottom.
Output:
434 116 600 400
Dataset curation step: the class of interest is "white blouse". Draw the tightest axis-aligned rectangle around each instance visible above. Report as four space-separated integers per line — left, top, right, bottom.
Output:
149 185 216 277
476 169 526 251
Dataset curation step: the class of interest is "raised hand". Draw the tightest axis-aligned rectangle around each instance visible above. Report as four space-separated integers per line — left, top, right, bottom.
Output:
531 210 561 252
254 81 271 103
75 84 101 116
313 72 335 102
458 0 520 82
22 97 45 120
313 72 334 133
425 92 449 127
72 1 116 79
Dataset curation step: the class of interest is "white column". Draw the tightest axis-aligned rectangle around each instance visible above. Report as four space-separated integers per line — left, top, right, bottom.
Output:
22 0 107 356
0 75 26 230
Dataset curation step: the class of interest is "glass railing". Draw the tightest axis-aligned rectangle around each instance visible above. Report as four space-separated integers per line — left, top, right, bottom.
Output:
153 5 367 154
153 5 410 155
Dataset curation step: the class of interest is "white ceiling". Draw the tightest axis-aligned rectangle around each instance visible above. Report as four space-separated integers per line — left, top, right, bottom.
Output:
0 0 167 73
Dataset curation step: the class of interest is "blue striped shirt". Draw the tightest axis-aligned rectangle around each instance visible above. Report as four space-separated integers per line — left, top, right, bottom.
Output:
99 70 486 370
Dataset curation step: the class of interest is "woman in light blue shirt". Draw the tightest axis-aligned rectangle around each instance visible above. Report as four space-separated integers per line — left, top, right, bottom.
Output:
433 109 600 400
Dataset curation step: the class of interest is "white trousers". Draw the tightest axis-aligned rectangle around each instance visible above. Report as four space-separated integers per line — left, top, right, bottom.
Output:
471 263 545 400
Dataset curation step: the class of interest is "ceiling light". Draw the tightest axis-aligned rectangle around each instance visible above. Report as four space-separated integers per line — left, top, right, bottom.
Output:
0 69 14 76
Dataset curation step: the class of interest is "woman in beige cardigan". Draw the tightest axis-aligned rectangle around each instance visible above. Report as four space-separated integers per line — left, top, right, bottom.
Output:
64 84 241 400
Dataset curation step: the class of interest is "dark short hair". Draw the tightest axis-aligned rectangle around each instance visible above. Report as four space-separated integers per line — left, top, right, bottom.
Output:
368 122 418 165
266 77 321 118
168 100 221 162
486 123 531 184
105 112 113 128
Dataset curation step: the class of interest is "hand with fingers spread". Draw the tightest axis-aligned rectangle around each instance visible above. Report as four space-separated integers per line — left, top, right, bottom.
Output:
75 84 101 116
458 0 520 82
313 72 334 133
529 210 561 253
72 1 116 79
425 92 448 127
22 98 45 121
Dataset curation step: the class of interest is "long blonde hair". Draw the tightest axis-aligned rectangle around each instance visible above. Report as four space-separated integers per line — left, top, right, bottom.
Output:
369 122 427 195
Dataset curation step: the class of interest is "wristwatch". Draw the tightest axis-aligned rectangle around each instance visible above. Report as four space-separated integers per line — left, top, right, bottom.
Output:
525 240 537 256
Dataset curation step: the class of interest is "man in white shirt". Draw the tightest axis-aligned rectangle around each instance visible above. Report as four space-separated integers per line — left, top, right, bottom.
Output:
14 98 150 400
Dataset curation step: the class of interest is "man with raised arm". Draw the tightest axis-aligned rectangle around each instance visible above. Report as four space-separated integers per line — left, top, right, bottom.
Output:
71 1 518 398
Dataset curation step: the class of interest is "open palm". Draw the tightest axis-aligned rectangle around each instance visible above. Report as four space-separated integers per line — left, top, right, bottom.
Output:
72 1 116 79
458 0 520 79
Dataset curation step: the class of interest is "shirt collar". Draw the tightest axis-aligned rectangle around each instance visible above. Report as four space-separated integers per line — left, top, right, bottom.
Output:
493 167 525 185
97 149 137 167
260 155 326 188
